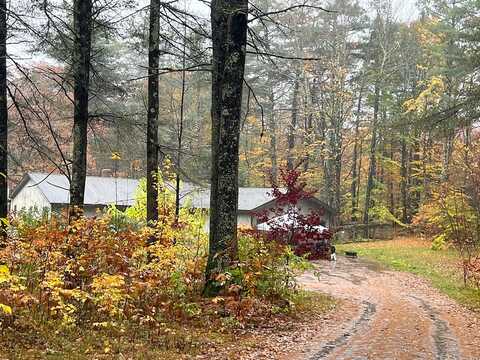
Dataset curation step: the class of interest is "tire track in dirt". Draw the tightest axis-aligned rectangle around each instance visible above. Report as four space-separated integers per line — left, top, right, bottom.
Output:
309 300 376 359
294 257 480 360
410 295 460 360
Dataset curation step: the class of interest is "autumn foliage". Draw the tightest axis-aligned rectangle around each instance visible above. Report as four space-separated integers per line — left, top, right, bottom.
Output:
252 166 333 260
0 174 313 354
414 139 480 287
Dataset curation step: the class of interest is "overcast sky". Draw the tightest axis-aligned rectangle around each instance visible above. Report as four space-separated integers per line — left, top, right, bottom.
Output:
10 0 420 65
184 0 420 22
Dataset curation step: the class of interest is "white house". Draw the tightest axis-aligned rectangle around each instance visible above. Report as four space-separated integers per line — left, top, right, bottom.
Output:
10 173 334 230
10 172 140 217
187 186 334 230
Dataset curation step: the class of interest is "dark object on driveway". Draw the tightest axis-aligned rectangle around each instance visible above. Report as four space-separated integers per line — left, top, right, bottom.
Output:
345 251 358 258
330 245 336 261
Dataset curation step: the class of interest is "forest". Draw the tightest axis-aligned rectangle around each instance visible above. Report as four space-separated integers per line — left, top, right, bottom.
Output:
1 0 480 358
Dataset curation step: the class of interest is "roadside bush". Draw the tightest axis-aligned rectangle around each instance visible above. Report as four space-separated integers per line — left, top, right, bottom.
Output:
415 185 480 286
0 176 312 334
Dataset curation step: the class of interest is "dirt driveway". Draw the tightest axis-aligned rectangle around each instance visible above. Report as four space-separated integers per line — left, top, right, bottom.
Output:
294 256 480 360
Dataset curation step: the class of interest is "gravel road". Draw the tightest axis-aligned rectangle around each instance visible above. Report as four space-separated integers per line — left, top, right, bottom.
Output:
295 257 480 360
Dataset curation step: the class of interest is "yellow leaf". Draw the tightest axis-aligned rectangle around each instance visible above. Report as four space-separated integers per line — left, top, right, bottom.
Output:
111 152 121 161
0 303 12 315
0 264 10 283
211 297 225 304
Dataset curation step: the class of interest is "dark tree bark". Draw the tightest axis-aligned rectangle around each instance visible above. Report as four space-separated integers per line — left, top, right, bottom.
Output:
411 136 421 216
205 0 248 296
388 141 395 215
146 0 161 229
287 72 300 171
0 0 7 236
363 83 380 237
69 0 92 220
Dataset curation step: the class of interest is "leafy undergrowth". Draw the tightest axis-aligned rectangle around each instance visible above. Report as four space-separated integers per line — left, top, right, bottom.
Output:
0 291 334 359
0 174 335 359
337 237 480 310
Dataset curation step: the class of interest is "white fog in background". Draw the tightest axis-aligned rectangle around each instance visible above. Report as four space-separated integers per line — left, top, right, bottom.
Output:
8 0 419 66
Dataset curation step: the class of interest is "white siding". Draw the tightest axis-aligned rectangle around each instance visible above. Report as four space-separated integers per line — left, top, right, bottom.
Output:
10 180 51 214
201 212 253 233
203 214 210 233
298 199 331 227
237 212 253 228
254 198 332 228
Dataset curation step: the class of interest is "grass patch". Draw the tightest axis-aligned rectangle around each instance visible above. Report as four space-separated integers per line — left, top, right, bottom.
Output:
337 237 480 310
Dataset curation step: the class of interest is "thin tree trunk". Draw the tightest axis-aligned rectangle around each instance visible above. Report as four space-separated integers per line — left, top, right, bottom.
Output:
363 83 380 237
267 76 277 182
303 73 313 172
388 141 395 214
0 0 7 238
287 72 300 170
333 124 342 217
351 85 363 222
441 128 455 182
175 25 187 222
356 136 363 213
265 30 277 182
205 0 248 296
400 133 408 224
411 136 421 216
69 0 92 221
304 113 313 172
146 0 161 229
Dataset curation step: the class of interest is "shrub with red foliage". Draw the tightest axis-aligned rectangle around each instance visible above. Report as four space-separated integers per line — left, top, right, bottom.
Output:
252 166 332 260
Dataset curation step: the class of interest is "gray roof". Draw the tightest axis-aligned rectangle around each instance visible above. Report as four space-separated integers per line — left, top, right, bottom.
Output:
13 173 140 206
185 187 276 211
12 173 333 213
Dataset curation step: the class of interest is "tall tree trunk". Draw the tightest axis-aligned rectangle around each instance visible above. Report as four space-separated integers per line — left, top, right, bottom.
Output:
363 83 380 237
265 30 277 182
411 136 421 216
303 73 313 172
0 0 7 238
146 0 161 229
304 113 313 172
441 128 455 182
175 26 187 222
356 136 363 214
351 85 363 222
205 0 248 296
400 133 408 224
267 71 277 182
333 134 342 221
287 72 300 170
69 0 92 220
388 141 395 214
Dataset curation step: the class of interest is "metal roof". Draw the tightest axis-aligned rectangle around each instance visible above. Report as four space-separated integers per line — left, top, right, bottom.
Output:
11 173 333 213
14 173 140 206
185 187 277 211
